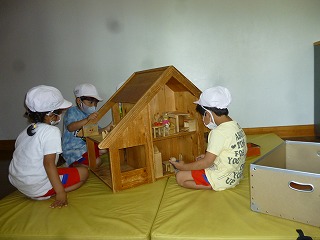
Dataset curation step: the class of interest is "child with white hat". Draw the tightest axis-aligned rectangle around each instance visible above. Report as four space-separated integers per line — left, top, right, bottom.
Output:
62 83 112 167
170 86 247 191
9 85 89 208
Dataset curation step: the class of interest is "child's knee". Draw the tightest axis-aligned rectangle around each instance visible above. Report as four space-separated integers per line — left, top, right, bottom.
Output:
175 172 184 186
77 167 89 181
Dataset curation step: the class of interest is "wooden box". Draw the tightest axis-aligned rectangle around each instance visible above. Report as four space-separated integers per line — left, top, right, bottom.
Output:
82 124 99 137
250 141 320 226
85 66 205 192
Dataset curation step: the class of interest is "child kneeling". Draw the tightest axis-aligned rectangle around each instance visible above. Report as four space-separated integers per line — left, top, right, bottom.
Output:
9 85 89 208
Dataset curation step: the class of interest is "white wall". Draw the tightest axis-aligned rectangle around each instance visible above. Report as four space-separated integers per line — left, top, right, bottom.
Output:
1 0 320 140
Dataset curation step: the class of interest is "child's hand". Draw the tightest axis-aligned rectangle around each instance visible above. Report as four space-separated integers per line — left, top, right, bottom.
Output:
169 158 185 170
49 192 68 209
106 123 115 132
87 112 99 121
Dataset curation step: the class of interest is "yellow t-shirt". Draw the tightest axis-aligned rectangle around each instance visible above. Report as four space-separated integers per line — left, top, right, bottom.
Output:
205 121 247 191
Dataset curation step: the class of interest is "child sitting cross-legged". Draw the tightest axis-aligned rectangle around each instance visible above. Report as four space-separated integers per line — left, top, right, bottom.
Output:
170 86 247 191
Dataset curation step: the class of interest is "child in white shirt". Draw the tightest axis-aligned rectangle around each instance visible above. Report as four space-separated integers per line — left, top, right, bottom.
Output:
9 85 89 208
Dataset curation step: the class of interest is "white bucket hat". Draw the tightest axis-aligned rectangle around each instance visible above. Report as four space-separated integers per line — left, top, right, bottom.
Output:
194 86 232 109
74 83 103 101
25 85 72 112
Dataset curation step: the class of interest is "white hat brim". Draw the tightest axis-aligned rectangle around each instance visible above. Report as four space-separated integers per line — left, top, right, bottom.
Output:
59 99 72 109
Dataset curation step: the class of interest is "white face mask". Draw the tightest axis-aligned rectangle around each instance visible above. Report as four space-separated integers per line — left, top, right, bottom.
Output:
81 101 96 115
50 117 61 126
46 111 61 126
203 110 217 130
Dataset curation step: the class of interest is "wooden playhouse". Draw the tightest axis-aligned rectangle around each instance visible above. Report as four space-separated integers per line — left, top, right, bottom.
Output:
85 66 206 192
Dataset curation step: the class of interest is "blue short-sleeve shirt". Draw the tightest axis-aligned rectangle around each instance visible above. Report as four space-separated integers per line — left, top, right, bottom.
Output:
62 106 89 166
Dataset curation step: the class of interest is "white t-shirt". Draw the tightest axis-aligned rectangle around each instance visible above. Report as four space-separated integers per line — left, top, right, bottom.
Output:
205 121 247 191
9 123 62 198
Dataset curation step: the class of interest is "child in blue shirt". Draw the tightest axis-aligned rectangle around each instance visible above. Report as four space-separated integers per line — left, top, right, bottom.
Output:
62 83 112 167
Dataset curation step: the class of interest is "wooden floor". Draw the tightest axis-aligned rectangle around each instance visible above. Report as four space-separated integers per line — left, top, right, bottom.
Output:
1 135 320 200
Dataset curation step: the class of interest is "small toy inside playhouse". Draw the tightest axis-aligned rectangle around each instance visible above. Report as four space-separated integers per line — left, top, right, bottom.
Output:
152 112 196 138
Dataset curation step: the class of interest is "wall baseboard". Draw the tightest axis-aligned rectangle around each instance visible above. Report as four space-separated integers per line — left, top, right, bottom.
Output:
243 124 315 138
0 140 15 151
0 124 315 151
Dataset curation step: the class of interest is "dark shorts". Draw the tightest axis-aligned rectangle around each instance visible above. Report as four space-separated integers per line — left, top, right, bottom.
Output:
191 169 211 186
41 167 81 197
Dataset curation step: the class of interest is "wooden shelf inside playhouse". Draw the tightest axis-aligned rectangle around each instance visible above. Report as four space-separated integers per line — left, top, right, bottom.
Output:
152 131 196 142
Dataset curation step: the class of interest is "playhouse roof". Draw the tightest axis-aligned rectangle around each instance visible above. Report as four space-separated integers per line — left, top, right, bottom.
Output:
91 65 202 149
